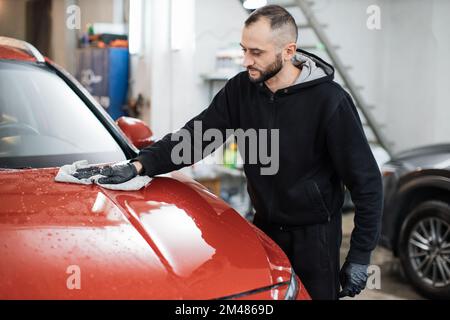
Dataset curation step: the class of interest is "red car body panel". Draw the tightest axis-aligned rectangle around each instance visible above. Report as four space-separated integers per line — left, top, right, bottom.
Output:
0 168 309 299
0 46 37 62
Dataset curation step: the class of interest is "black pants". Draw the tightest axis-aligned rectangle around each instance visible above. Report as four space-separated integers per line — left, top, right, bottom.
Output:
253 212 342 300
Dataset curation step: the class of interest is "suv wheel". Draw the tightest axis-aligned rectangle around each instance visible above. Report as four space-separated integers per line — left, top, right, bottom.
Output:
398 200 450 299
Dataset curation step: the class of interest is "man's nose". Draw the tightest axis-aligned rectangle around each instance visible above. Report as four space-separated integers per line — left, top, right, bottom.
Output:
242 54 254 69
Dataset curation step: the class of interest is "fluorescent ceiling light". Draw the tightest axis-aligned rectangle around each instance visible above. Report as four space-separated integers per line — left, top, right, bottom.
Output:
243 0 267 10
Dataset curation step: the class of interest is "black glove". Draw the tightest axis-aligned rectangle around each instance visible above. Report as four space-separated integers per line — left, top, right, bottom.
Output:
72 166 102 179
338 261 368 298
73 162 138 184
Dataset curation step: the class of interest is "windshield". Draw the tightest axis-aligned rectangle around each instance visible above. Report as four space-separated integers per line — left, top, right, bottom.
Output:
0 61 126 169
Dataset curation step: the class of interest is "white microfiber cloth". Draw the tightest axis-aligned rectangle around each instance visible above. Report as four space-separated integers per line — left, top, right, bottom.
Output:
55 160 152 191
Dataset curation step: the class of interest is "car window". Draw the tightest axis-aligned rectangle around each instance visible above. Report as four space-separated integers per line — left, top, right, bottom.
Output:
0 61 126 168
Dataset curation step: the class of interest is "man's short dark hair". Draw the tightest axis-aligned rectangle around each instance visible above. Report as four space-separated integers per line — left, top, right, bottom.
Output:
244 5 298 45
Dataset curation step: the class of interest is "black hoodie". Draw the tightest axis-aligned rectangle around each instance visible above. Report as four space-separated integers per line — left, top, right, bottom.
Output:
135 49 383 265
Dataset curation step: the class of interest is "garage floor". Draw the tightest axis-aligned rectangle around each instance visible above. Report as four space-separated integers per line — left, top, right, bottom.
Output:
341 212 425 300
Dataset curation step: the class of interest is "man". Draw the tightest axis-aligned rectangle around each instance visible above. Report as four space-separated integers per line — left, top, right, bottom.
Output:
75 5 383 300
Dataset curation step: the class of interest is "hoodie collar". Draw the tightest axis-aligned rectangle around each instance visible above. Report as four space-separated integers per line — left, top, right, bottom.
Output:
255 49 335 95
290 49 334 87
293 51 328 84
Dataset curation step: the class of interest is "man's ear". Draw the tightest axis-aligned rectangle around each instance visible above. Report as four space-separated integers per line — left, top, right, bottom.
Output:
283 42 297 61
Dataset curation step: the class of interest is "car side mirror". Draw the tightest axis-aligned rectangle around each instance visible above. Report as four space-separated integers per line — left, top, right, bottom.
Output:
116 116 154 149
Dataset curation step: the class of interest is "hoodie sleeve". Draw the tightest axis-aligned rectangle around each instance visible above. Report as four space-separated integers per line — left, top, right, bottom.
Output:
326 92 383 265
133 77 240 177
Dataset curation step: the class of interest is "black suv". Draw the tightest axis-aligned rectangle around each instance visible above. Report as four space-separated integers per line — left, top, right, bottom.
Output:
381 144 450 299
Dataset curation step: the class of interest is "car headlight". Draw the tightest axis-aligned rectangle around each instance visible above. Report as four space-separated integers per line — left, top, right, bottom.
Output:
284 269 299 300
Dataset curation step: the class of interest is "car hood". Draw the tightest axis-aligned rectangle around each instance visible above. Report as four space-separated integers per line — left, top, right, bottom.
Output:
0 168 291 299
390 144 450 170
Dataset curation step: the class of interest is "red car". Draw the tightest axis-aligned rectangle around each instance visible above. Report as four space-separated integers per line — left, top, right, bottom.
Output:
0 37 310 300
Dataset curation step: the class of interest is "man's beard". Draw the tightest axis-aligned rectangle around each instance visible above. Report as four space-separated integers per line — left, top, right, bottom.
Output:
248 53 283 83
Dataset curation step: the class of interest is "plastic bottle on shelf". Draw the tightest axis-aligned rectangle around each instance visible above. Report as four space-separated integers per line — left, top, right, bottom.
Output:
223 142 238 169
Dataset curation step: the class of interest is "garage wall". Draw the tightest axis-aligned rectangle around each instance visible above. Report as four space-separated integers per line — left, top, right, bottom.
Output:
139 0 194 139
0 0 75 70
145 0 247 139
430 1 450 146
51 0 125 73
0 0 27 40
192 0 248 120
309 0 450 153
76 0 115 27
0 0 120 74
50 0 78 73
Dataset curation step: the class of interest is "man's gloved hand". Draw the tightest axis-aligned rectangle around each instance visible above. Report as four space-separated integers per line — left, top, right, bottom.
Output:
72 166 102 179
73 162 138 184
338 261 368 298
